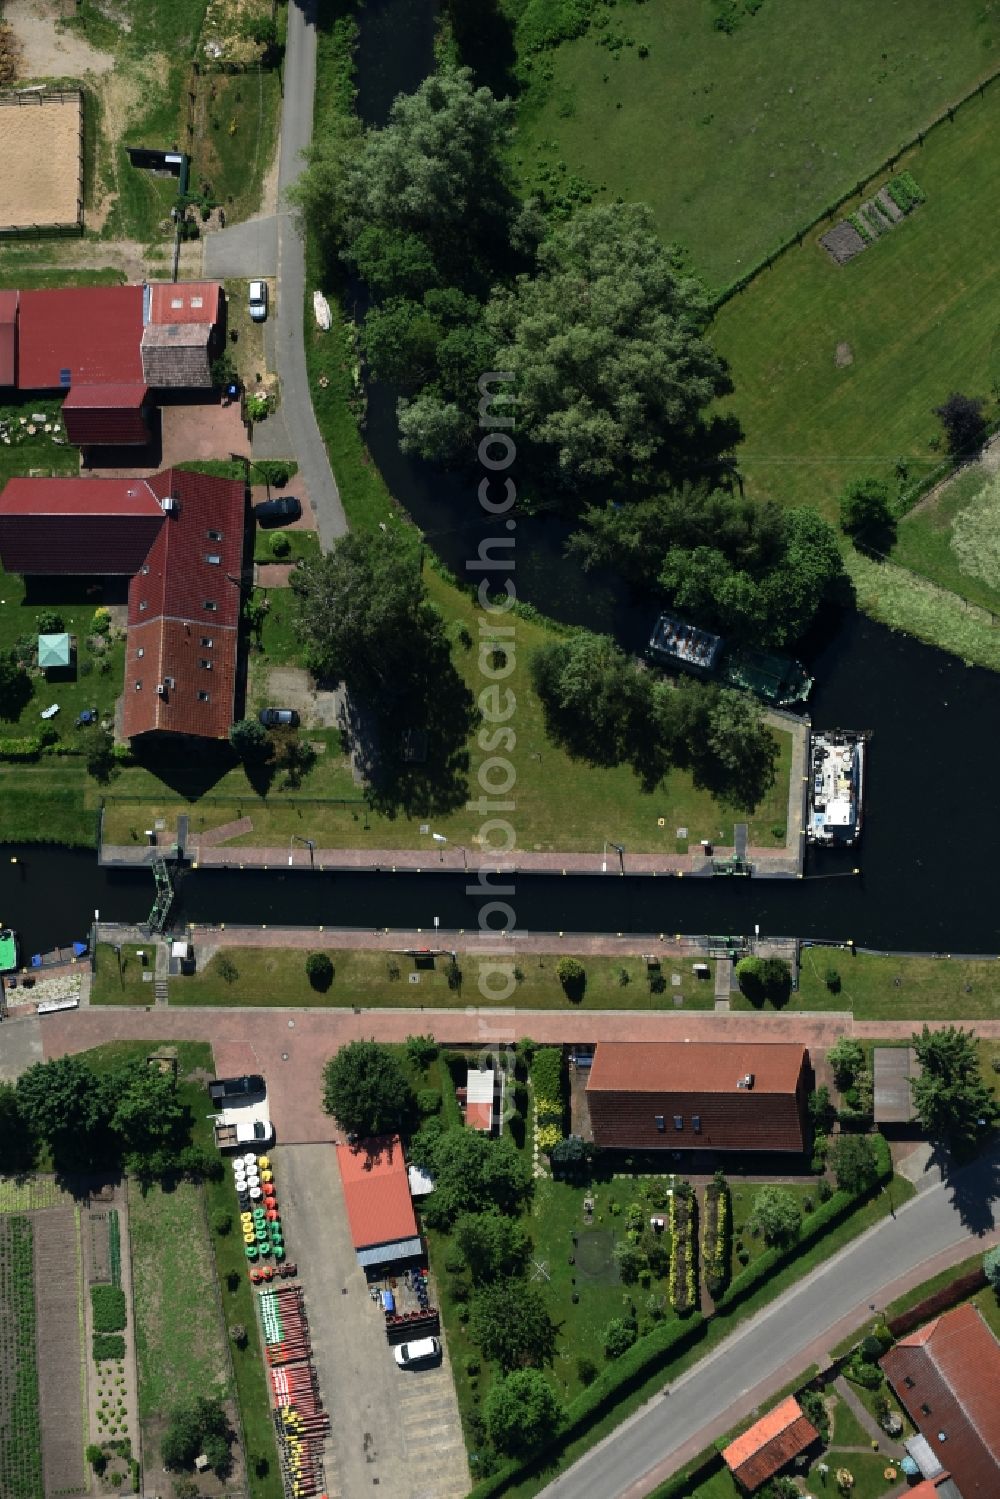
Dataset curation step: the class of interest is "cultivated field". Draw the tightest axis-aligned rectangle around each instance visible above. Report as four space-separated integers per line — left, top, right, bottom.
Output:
712 84 1000 521
514 0 1000 290
34 1207 86 1497
0 1216 42 1499
0 92 82 229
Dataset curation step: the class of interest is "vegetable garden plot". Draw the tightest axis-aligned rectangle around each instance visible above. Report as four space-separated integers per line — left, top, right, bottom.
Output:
0 1215 42 1499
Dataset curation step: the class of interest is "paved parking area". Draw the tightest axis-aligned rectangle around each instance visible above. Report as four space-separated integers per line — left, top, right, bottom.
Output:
276 1143 469 1499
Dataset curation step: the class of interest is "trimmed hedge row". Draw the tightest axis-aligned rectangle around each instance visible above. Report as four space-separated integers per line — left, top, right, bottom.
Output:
467 1313 707 1499
647 1449 725 1499
91 1284 127 1333
532 1047 565 1126
93 1333 126 1361
702 1178 731 1299
888 1263 986 1337
716 1133 891 1316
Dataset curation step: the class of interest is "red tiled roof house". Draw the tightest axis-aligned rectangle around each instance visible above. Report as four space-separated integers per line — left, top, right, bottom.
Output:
336 1137 422 1271
722 1396 820 1492
881 1303 1000 1496
586 1042 809 1153
0 467 245 742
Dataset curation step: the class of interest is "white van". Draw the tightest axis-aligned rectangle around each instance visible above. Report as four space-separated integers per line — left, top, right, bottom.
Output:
393 1337 441 1368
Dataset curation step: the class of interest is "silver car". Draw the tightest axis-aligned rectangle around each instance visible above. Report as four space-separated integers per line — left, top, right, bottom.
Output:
249 279 269 322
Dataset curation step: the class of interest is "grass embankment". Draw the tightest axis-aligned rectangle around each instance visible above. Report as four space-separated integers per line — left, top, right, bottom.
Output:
92 942 721 1009
512 0 999 293
731 948 1000 1019
0 265 124 292
713 82 1000 523
83 1041 282 1498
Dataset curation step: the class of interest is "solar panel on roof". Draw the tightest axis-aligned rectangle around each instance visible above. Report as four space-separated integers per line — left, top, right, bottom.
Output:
59 368 71 387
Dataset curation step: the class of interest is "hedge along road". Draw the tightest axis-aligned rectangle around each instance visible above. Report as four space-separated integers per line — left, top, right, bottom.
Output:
539 1143 1000 1499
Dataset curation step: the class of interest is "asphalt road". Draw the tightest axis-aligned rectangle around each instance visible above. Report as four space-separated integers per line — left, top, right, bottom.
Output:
269 0 347 546
542 1145 1000 1499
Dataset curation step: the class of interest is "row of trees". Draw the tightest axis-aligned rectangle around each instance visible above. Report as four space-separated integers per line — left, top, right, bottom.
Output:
532 631 779 807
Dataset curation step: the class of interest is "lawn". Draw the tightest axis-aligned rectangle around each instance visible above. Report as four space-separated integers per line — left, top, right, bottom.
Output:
712 82 1000 524
512 0 1000 291
729 1180 823 1270
91 944 157 1005
790 948 1000 1019
892 463 1000 616
252 529 321 566
191 69 282 223
114 945 720 1010
0 399 78 488
807 1449 902 1499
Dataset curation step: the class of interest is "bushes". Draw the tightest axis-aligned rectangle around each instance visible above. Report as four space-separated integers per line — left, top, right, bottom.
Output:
532 1048 565 1127
602 1313 638 1360
669 1186 698 1315
91 1285 127 1333
93 1333 126 1361
0 735 42 762
556 957 586 1002
305 951 334 992
887 171 925 213
701 1173 731 1299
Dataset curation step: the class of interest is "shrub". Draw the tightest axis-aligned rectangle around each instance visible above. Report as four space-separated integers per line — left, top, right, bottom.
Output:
91 1285 127 1333
445 959 462 991
649 972 667 994
984 1245 1000 1289
860 1333 883 1363
531 1049 564 1108
93 1334 126 1360
417 1088 441 1117
229 1322 248 1349
577 1355 597 1386
508 1110 526 1147
556 957 586 1001
86 1444 106 1474
824 968 841 993
305 951 334 992
270 532 292 559
212 1209 232 1236
536 1123 561 1152
406 1033 438 1069
217 955 239 985
36 610 64 634
847 1357 883 1390
602 1314 638 1360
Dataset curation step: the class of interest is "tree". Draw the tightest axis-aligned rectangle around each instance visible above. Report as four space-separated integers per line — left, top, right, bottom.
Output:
735 955 766 1005
530 631 652 768
613 1239 644 1284
808 1085 832 1130
411 1125 532 1228
934 392 987 458
107 1057 188 1157
748 1186 801 1246
759 956 792 1006
0 649 35 719
470 1278 556 1369
161 1396 232 1472
910 1024 999 1148
684 687 778 810
556 957 586 1002
485 203 728 493
827 1037 865 1090
0 1081 34 1171
16 1055 111 1166
306 952 334 992
828 1134 880 1196
839 477 894 548
322 1041 416 1138
454 1210 531 1284
84 728 117 784
229 716 269 759
602 1313 638 1360
485 1369 562 1455
405 1034 438 1069
983 1246 1000 1290
291 530 444 692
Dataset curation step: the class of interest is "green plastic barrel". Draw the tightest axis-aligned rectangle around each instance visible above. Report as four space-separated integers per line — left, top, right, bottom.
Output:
245 1244 258 1260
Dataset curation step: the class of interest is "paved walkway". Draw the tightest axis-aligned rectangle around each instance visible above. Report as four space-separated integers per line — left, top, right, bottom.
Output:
203 213 278 280
833 1373 905 1460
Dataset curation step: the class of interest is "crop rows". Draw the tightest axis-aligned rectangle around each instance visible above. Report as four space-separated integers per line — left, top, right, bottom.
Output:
108 1209 121 1288
0 1216 43 1498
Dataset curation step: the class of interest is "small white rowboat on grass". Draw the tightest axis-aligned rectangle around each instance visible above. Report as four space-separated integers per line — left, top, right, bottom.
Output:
313 290 332 331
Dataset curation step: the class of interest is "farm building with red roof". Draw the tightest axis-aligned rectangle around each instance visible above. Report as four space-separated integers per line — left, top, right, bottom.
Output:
721 1396 820 1491
336 1137 422 1271
585 1042 809 1153
0 281 224 449
881 1303 1000 1496
0 467 245 742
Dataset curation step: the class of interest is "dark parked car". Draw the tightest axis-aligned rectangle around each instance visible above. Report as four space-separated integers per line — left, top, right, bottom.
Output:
254 494 302 525
208 1074 266 1104
259 708 299 727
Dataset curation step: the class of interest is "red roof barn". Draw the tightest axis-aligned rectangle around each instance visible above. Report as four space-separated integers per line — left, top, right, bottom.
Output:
881 1303 1000 1496
0 476 164 574
0 291 17 388
15 285 145 390
586 1042 809 1153
62 382 150 447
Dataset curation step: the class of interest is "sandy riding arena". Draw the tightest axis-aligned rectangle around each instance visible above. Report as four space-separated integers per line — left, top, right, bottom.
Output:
0 90 83 231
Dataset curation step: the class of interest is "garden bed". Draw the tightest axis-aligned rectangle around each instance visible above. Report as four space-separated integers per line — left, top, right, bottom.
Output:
0 1215 42 1499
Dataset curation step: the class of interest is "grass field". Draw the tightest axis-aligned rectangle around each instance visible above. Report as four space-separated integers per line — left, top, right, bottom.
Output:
513 0 1000 291
711 82 1000 524
893 464 1000 616
92 942 720 1009
788 948 1000 1019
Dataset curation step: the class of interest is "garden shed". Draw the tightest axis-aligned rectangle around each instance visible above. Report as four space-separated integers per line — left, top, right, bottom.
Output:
37 632 72 670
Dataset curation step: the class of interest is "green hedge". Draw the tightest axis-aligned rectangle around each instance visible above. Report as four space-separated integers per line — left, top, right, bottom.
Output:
93 1333 126 1361
531 1048 563 1102
0 735 42 761
647 1449 725 1499
467 1314 706 1499
717 1134 891 1315
91 1284 127 1333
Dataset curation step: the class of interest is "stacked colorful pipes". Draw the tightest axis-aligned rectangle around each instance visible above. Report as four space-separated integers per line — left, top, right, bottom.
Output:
260 1286 329 1498
237 1154 284 1263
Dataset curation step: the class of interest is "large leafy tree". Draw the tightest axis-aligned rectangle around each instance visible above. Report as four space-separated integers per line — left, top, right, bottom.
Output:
109 1058 189 1157
410 1123 532 1228
291 530 443 692
0 650 32 720
470 1279 557 1370
322 1041 416 1138
454 1209 531 1284
485 1369 562 1455
828 1134 880 1196
484 202 729 493
910 1025 998 1148
530 632 651 767
748 1186 801 1247
16 1055 112 1166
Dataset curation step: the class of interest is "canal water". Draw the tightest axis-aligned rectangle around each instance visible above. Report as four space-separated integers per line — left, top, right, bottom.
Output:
1 0 997 957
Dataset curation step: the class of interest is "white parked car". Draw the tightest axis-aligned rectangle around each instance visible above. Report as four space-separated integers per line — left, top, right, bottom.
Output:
393 1337 441 1369
248 280 269 322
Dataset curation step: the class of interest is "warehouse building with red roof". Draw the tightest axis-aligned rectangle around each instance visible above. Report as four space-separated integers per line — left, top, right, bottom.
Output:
336 1137 422 1271
586 1041 810 1153
0 467 245 742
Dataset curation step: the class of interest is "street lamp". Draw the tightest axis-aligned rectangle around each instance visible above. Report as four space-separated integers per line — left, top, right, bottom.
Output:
288 835 316 868
114 943 123 990
603 841 625 874
231 451 272 501
431 831 467 869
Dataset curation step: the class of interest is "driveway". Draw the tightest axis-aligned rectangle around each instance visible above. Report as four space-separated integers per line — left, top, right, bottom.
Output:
203 215 279 280
277 1143 469 1499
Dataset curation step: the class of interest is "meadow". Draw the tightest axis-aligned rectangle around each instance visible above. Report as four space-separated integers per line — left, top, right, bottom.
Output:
512 0 1000 291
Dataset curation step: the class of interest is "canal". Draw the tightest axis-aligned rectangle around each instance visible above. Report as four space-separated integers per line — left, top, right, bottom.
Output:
1 0 997 958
